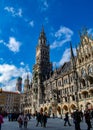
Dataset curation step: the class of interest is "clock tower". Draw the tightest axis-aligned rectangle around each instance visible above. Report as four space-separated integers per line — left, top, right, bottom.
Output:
32 26 52 112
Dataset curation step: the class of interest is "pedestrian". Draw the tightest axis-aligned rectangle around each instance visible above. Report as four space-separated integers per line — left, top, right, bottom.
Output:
40 112 44 127
80 110 83 121
73 109 81 130
42 112 47 127
64 112 71 126
36 112 42 127
84 110 92 130
17 113 24 128
91 110 93 119
24 114 29 128
0 113 4 130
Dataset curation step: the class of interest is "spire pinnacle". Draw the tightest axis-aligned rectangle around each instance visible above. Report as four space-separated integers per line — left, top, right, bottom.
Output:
70 42 74 59
41 24 44 33
70 42 75 69
38 25 46 45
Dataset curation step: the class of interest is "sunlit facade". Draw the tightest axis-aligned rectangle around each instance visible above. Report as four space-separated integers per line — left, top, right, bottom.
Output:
21 28 93 117
0 90 20 113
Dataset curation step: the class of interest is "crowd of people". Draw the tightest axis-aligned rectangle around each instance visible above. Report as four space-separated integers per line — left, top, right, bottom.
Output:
17 111 48 128
64 108 93 130
17 113 29 128
0 108 93 130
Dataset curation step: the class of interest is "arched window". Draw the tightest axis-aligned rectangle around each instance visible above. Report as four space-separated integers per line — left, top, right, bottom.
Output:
79 59 81 64
88 65 93 74
81 68 86 77
72 95 75 101
79 93 81 99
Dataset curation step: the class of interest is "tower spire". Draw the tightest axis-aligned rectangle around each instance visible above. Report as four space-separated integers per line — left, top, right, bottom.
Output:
70 42 75 69
41 24 44 33
38 25 46 45
70 42 74 59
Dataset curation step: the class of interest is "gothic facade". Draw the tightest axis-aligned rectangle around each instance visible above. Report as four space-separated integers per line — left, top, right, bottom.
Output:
21 28 93 117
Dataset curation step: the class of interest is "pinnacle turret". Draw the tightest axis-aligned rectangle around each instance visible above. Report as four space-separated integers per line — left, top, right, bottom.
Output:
70 42 75 69
70 42 74 60
38 26 46 45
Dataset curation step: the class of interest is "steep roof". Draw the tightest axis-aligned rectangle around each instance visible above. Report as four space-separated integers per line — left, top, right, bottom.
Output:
57 61 71 75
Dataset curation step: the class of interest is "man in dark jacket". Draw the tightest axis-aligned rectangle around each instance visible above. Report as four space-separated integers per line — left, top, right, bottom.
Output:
36 112 43 127
73 109 81 130
42 112 47 127
84 110 92 130
64 112 71 126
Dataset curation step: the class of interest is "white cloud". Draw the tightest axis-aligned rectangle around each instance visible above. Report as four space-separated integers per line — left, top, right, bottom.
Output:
29 20 34 27
0 64 32 92
39 0 49 11
0 40 4 43
58 48 71 66
50 26 73 49
17 8 22 17
20 62 25 66
6 37 21 53
4 6 14 14
4 6 22 17
54 47 76 67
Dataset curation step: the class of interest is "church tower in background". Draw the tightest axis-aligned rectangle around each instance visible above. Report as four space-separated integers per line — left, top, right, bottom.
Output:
24 74 30 93
16 77 22 93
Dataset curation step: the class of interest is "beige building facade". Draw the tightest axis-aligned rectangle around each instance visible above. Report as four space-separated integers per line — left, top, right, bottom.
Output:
0 90 20 113
21 28 93 117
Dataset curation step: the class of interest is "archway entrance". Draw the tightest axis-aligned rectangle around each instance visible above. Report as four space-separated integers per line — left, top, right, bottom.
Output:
40 107 43 113
70 104 77 112
44 107 47 112
57 106 61 114
48 106 52 117
62 105 68 114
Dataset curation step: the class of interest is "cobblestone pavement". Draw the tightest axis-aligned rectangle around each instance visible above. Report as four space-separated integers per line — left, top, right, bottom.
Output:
2 117 93 130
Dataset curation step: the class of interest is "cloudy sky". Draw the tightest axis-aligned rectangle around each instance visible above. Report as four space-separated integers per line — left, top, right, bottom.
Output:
0 0 93 92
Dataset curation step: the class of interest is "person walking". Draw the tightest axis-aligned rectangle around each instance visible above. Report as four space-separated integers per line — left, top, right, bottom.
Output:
0 113 4 130
73 109 81 130
24 114 29 128
84 110 92 130
42 112 47 127
36 112 42 127
17 113 24 128
64 112 71 126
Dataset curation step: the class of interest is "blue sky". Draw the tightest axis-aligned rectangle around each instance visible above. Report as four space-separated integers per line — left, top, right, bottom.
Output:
0 0 93 92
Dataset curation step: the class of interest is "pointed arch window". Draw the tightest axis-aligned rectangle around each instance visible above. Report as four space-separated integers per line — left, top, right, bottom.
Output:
79 59 81 64
88 65 93 74
81 68 86 77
